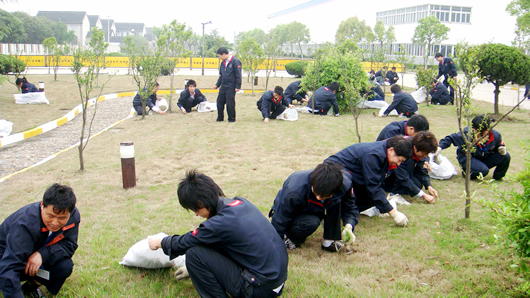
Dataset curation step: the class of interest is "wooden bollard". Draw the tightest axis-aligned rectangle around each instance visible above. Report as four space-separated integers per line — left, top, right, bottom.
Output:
38 82 44 92
120 142 136 189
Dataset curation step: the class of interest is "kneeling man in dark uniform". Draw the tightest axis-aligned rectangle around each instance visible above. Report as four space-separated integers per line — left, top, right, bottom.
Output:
149 170 288 297
0 184 80 298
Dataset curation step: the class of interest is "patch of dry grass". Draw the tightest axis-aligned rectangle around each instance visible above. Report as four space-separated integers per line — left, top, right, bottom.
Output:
1 75 530 297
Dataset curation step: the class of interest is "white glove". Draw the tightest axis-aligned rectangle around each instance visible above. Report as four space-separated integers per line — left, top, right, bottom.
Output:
391 211 409 227
341 224 356 245
435 147 442 156
174 266 189 281
498 146 507 156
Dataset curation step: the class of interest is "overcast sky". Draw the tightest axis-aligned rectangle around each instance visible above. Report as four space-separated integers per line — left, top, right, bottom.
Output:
2 0 518 45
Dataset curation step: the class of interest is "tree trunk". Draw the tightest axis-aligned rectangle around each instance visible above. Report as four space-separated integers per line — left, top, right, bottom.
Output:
494 83 501 114
78 108 87 171
298 43 304 60
169 69 175 112
464 148 472 218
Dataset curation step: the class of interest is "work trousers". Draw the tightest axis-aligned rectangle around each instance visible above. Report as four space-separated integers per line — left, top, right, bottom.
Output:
285 203 342 246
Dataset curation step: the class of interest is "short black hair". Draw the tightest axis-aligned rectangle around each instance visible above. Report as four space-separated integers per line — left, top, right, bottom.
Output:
391 67 396 70
328 82 340 92
274 86 284 96
370 70 375 74
435 53 444 58
387 135 413 159
407 115 429 132
16 78 25 86
42 183 77 213
412 131 438 154
431 78 438 84
390 84 401 94
217 47 229 55
472 114 494 133
310 161 343 198
177 169 225 217
186 80 197 88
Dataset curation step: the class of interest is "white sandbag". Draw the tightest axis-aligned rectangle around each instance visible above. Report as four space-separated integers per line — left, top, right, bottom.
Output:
378 104 398 116
411 87 427 104
296 106 311 114
0 119 14 137
277 108 298 121
14 92 49 104
357 100 389 110
198 101 217 113
156 98 168 112
120 233 173 269
428 153 458 180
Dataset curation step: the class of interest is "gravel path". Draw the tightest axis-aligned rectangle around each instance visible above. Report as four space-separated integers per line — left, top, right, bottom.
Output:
0 96 133 179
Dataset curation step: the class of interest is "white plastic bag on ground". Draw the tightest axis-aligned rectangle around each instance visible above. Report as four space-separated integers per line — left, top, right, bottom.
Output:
296 106 311 114
120 233 175 269
198 101 217 112
14 92 49 104
378 104 398 116
428 153 458 180
411 87 427 104
357 100 388 110
360 197 397 217
0 120 14 137
156 98 168 112
277 108 298 121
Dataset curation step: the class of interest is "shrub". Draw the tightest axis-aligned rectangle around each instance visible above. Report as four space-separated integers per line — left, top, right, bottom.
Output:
0 55 26 75
285 61 310 77
137 57 174 76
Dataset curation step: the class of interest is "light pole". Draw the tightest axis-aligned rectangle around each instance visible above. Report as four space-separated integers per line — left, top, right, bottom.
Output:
107 16 111 43
201 21 212 76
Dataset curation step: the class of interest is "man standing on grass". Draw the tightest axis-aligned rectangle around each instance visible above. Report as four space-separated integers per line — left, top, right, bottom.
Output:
0 184 80 298
434 52 457 100
213 47 242 123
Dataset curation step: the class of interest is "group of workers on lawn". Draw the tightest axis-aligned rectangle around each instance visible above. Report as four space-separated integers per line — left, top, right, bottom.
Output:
3 50 512 298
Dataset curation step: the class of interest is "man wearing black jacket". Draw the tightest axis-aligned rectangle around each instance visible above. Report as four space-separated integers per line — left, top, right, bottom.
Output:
385 67 399 85
435 53 457 100
213 47 242 123
430 79 452 105
269 162 357 252
257 86 294 124
382 85 418 118
283 80 309 104
149 170 288 298
307 82 340 116
0 184 80 298
178 80 207 114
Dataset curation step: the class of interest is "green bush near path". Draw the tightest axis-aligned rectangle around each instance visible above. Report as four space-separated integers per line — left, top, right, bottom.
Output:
0 75 530 297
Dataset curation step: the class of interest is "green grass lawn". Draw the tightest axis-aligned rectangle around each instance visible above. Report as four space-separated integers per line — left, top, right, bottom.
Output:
1 74 530 297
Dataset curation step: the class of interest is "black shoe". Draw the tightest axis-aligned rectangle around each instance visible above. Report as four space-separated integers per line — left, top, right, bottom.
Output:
228 120 236 123
284 237 296 250
22 281 45 298
321 241 344 252
216 119 224 122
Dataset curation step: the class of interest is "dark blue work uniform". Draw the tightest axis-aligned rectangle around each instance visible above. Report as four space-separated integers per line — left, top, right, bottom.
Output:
386 70 399 85
269 169 357 247
367 84 385 101
177 88 206 113
0 202 80 298
257 90 289 120
374 70 385 85
216 56 242 122
430 82 451 105
325 141 395 214
132 92 158 115
383 91 418 117
161 197 288 298
307 86 339 115
21 82 39 94
376 120 408 141
439 128 510 180
437 57 457 98
283 81 307 104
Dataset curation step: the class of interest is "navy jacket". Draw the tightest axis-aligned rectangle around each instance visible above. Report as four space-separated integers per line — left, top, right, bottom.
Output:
177 88 206 108
132 92 157 110
307 86 339 115
161 197 288 286
386 70 399 82
284 81 307 102
374 70 384 78
257 90 289 119
368 85 385 100
325 141 394 213
269 169 358 237
429 82 451 105
439 128 505 163
392 156 431 195
0 202 80 298
437 57 457 79
376 120 408 141
383 91 418 117
21 82 39 94
216 56 242 89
